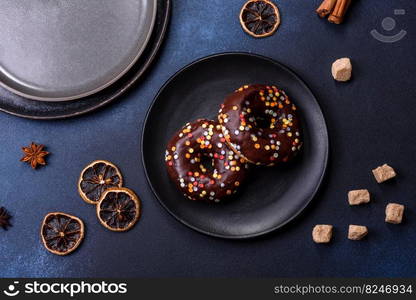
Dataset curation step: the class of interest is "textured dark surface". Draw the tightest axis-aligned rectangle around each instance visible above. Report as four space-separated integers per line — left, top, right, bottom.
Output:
1 0 415 277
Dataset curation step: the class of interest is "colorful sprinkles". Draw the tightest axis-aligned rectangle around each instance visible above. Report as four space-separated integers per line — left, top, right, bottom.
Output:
165 84 303 203
165 119 249 202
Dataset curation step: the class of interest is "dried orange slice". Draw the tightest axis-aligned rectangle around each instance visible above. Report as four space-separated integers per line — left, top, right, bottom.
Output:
78 160 123 205
41 212 84 256
240 0 280 38
96 187 141 232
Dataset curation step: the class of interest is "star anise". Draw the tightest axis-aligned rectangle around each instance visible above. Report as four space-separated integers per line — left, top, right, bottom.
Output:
0 207 12 230
20 142 50 169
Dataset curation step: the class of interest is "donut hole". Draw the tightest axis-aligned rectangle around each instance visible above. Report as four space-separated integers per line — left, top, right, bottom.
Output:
253 116 270 129
199 153 215 173
244 101 273 129
246 108 273 129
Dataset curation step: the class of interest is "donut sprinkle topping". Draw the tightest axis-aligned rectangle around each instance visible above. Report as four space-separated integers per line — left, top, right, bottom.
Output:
218 84 302 166
165 119 249 202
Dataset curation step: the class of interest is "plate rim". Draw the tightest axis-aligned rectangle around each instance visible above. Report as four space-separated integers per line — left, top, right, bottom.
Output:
0 0 158 102
141 52 329 239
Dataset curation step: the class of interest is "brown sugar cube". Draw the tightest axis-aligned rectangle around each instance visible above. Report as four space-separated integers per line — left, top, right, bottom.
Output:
372 164 396 183
312 225 333 243
385 203 404 224
348 189 370 205
331 58 352 82
348 225 368 240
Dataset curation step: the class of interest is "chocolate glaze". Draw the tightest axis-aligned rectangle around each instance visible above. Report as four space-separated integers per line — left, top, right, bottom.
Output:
165 119 249 202
218 84 302 166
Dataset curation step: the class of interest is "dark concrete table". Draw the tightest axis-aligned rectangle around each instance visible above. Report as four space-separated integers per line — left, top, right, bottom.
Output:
1 0 415 277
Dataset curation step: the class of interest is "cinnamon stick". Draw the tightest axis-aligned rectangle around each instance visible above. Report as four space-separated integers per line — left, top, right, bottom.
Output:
316 0 337 18
328 0 352 24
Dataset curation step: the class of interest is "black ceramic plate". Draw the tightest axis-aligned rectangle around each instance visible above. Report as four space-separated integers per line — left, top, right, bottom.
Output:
0 0 170 119
142 53 328 239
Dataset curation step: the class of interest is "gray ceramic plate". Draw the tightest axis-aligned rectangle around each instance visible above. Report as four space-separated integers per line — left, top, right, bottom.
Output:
0 0 156 102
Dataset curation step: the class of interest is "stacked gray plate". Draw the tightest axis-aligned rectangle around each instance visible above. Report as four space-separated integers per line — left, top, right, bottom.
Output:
0 0 157 102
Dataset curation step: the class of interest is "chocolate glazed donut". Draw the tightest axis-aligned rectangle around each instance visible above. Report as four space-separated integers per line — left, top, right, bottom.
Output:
218 84 302 166
165 119 249 202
